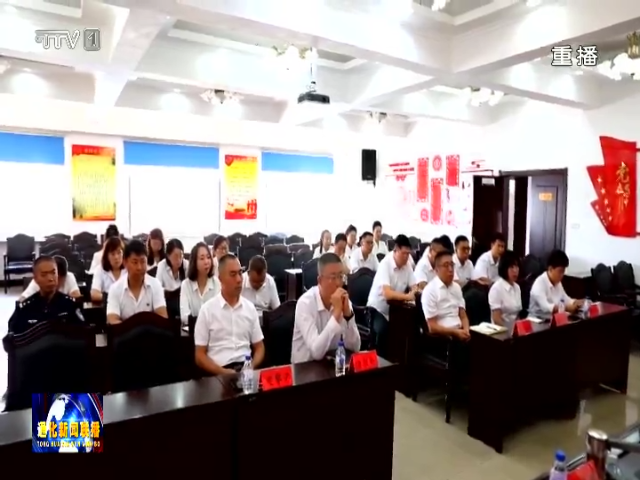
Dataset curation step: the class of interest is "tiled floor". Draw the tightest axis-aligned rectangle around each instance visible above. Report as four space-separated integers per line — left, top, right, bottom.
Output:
1 288 639 479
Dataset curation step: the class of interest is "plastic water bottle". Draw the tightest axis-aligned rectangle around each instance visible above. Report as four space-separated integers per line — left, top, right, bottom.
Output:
558 298 566 313
335 338 346 377
582 297 592 314
241 354 254 394
549 450 568 480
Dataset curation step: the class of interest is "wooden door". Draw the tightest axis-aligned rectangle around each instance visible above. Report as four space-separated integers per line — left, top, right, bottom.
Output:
528 173 567 259
471 176 506 259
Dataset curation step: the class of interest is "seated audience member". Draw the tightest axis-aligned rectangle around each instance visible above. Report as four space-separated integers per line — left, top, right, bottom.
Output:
146 228 166 267
291 253 361 362
529 249 583 319
241 255 280 319
332 233 351 274
367 234 418 358
349 231 379 273
90 236 125 302
371 221 389 256
212 235 229 275
156 239 188 291
194 254 265 375
313 229 333 258
9 256 85 335
106 240 167 324
453 235 474 287
20 255 81 302
180 242 220 324
472 232 505 285
89 224 120 274
488 251 522 327
421 251 470 341
415 236 457 288
345 225 357 257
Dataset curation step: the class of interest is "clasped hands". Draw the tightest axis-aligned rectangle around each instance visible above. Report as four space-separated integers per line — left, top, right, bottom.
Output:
331 288 351 320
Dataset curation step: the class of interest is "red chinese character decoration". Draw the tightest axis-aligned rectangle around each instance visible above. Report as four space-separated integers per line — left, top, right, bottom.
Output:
416 158 429 202
586 136 638 238
259 365 293 391
350 351 379 372
430 178 443 225
445 155 460 187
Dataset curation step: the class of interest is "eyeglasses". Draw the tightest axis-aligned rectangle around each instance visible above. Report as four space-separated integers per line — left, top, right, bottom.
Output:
322 274 346 283
438 262 455 269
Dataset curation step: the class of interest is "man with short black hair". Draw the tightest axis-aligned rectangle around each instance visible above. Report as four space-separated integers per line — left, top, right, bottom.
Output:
349 231 378 273
472 232 505 285
345 225 357 258
106 239 167 324
414 237 458 288
292 252 360 363
8 255 85 335
367 234 418 358
529 249 583 319
371 220 389 256
195 254 265 374
241 255 280 319
453 235 474 287
332 233 350 274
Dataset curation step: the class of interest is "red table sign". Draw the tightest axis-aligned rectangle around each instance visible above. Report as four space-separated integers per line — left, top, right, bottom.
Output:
259 365 293 391
568 460 597 480
588 303 601 317
513 320 534 337
552 312 570 327
350 351 379 372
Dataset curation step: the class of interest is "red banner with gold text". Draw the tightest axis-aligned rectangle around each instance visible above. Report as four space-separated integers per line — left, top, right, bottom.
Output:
223 154 258 220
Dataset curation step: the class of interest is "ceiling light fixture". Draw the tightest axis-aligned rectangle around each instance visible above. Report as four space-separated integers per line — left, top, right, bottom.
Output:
431 0 449 12
597 32 640 81
201 89 243 119
462 87 504 107
272 44 317 72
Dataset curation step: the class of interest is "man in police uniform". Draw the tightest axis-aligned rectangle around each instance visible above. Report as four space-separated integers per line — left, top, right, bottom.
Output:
8 255 85 335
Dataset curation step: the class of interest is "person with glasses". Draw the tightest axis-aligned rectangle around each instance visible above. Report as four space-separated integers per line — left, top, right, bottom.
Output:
291 253 361 363
349 231 378 273
422 250 470 341
453 235 474 287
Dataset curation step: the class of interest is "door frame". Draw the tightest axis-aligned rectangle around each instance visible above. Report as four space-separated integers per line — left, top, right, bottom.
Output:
497 168 568 252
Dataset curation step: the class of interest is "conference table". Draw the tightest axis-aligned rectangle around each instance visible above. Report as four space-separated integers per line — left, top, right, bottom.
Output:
0 357 397 479
388 299 634 453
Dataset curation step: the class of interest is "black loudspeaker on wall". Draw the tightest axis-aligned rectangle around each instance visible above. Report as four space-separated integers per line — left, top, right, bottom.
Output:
361 149 377 185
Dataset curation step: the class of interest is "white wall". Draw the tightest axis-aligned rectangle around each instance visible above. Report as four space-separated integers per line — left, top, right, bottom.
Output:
484 96 640 275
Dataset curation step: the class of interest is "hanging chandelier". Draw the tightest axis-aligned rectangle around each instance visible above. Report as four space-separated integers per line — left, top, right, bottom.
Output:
200 89 243 118
597 32 640 81
271 45 317 72
462 87 504 107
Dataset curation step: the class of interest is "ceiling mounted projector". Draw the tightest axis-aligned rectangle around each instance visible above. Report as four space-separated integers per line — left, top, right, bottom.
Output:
297 89 330 105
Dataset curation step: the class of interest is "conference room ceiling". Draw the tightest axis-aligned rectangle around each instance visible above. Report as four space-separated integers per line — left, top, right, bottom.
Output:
0 0 639 127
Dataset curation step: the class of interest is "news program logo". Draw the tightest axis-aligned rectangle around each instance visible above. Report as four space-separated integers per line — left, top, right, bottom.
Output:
32 393 103 453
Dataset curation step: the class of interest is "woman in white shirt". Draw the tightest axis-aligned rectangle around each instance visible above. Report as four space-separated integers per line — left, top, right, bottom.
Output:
488 251 522 327
146 228 165 268
90 236 125 302
312 229 333 258
88 224 120 274
180 242 220 324
345 225 357 258
156 238 189 291
371 220 389 256
20 255 81 301
212 235 229 275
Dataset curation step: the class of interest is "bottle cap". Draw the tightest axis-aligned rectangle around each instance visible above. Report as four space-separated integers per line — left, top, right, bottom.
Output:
245 354 251 361
555 450 566 462
338 339 345 346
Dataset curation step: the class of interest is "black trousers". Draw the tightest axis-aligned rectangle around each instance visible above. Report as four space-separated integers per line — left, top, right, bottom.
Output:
224 362 244 372
371 309 390 360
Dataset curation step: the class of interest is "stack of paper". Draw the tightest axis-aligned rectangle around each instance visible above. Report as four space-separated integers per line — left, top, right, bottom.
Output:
470 322 507 335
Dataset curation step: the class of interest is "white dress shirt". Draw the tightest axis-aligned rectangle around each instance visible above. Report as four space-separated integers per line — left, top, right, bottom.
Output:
415 255 458 285
313 246 333 259
194 294 264 366
345 244 356 258
488 278 522 325
89 250 103 275
372 240 389 256
22 273 79 298
367 255 416 319
156 258 189 291
454 255 474 286
421 276 465 328
291 286 361 363
349 247 379 273
528 272 573 319
179 277 221 323
106 274 166 321
472 251 500 282
241 272 280 316
91 265 125 293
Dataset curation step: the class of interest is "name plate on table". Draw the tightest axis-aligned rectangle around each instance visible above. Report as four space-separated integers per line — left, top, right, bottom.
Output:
567 460 597 480
552 311 570 327
513 319 534 337
259 365 293 391
588 303 601 317
350 351 378 372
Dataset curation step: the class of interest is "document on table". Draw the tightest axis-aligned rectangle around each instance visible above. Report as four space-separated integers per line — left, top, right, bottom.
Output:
469 322 507 335
526 317 546 323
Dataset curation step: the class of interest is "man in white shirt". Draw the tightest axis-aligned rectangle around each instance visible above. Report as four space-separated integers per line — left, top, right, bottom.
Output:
415 237 458 288
472 233 506 285
241 255 280 319
345 224 357 258
332 233 351 274
349 231 379 273
529 249 583 319
195 254 265 374
371 220 389 257
453 235 474 287
106 240 167 324
367 234 418 359
422 250 470 341
291 252 360 363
